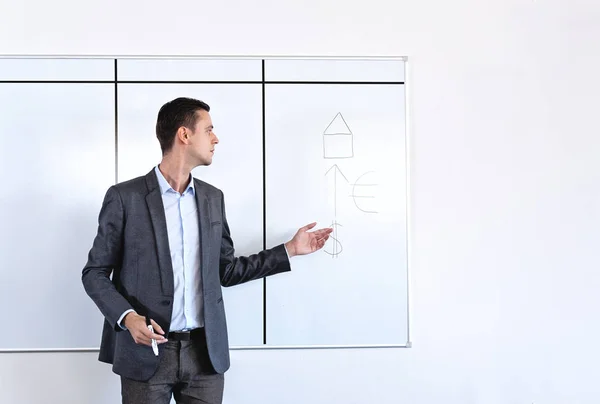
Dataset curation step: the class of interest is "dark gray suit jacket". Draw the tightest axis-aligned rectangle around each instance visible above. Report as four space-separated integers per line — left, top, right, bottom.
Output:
82 169 291 381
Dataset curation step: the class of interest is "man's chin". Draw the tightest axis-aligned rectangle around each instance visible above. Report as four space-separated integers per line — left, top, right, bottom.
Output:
194 157 213 167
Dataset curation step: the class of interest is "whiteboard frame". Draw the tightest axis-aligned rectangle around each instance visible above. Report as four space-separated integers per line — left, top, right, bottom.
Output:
0 55 411 352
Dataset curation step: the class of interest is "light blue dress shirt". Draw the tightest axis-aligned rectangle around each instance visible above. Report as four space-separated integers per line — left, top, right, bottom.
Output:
118 166 204 331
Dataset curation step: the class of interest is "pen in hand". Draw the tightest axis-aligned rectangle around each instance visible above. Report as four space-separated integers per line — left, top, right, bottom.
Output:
145 316 161 356
148 324 159 356
123 312 167 350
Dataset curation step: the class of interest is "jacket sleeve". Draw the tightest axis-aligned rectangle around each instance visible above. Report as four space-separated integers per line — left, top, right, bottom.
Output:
81 185 134 330
218 191 291 287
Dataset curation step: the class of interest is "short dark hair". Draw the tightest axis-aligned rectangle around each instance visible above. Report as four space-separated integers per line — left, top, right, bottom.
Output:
155 97 210 154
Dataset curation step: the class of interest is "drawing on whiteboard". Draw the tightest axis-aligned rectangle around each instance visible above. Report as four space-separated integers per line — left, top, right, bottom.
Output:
323 112 354 159
324 164 348 258
325 164 349 217
321 115 378 257
324 221 343 258
350 171 378 214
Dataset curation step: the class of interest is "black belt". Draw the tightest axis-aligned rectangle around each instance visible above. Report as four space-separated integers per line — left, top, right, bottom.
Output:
166 327 205 341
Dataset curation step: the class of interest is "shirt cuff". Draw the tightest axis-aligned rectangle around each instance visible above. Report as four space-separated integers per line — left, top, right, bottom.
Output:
117 309 135 330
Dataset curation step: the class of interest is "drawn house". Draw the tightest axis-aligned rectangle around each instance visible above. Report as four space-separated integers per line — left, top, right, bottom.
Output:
323 112 354 159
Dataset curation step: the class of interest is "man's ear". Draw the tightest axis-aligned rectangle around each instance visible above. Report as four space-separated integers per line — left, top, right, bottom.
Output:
177 127 189 144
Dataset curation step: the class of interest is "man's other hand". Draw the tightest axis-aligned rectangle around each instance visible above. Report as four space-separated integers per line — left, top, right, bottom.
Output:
123 312 168 346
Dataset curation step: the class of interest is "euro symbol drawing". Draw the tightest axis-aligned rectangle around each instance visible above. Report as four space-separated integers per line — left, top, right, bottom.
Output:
350 171 378 214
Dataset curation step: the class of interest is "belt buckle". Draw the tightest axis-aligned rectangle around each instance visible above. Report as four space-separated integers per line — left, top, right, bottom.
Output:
170 329 192 341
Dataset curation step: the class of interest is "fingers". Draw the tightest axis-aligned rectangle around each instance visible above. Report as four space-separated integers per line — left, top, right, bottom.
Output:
311 232 331 250
132 331 153 346
136 336 153 346
145 326 167 342
313 228 333 236
301 222 317 231
151 319 165 335
312 230 333 243
130 319 168 346
320 234 331 242
314 230 331 239
135 330 167 346
149 320 168 344
317 235 330 248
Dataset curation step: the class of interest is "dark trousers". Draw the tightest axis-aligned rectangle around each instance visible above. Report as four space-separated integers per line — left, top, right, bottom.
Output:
121 329 224 404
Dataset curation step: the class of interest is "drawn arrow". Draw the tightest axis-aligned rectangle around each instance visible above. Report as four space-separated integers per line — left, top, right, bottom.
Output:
324 164 349 258
325 164 349 218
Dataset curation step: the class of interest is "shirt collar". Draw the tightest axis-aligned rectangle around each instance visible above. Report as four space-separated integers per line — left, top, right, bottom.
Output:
154 165 195 196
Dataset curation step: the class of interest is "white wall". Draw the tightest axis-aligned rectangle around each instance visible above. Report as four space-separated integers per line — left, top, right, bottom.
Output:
1 0 600 403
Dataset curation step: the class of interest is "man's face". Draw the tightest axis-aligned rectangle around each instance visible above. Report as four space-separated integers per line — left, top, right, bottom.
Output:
187 109 218 166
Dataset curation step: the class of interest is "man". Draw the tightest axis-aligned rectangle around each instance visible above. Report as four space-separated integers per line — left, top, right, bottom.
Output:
82 97 332 403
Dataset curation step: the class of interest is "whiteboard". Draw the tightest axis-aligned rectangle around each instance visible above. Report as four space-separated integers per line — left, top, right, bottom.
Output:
0 57 408 351
264 60 408 346
0 58 115 350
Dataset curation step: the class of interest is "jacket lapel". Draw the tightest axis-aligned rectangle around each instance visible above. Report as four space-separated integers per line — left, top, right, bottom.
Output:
145 170 174 296
194 179 212 280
